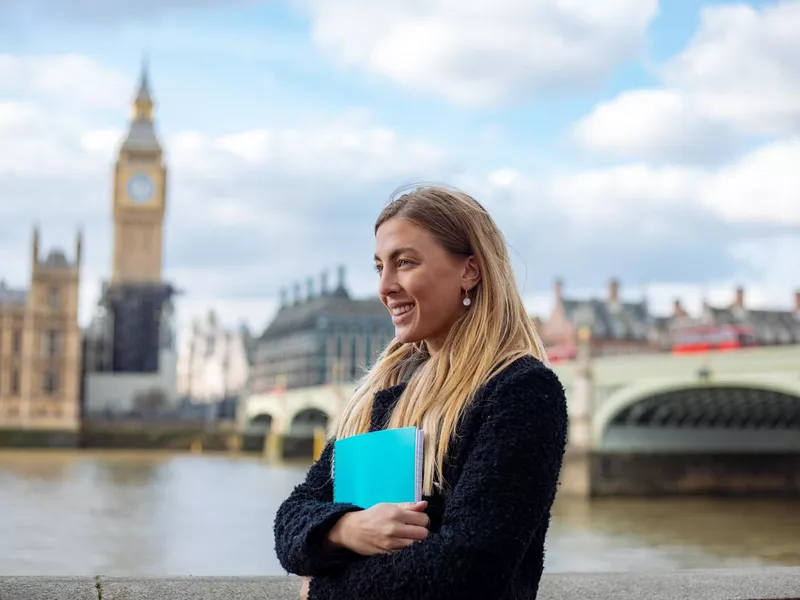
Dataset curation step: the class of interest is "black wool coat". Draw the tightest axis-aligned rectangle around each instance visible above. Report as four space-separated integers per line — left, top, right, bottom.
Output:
273 354 569 600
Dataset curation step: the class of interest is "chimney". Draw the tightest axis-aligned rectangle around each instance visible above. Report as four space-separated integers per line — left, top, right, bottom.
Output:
337 264 346 291
733 285 745 309
608 278 620 303
320 270 329 295
794 290 800 313
554 278 563 303
306 277 315 300
293 282 301 305
279 288 287 308
673 298 687 318
75 228 83 267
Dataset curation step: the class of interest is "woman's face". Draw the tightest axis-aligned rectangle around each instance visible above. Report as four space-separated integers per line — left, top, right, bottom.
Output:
374 217 478 354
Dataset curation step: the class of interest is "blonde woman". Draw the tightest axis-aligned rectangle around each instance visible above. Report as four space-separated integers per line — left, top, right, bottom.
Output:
274 185 568 600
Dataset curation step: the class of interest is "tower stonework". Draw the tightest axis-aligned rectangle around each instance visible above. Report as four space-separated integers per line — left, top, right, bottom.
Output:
112 63 167 285
0 227 82 437
83 61 179 421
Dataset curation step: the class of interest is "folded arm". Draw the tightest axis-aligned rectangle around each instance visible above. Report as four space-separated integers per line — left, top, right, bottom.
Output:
273 441 363 576
308 365 569 600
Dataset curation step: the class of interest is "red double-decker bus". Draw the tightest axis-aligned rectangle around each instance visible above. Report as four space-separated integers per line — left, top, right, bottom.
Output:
672 324 756 354
546 345 577 363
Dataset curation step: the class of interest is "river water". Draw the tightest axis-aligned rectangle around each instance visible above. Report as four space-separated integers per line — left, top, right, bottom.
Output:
0 451 798 575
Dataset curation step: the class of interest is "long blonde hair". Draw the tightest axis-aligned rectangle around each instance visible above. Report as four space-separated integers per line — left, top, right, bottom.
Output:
334 185 548 496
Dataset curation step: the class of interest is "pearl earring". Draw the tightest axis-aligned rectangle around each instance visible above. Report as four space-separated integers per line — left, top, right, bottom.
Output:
463 291 471 307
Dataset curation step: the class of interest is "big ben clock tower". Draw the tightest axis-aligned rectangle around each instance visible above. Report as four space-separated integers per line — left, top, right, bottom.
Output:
85 61 178 376
112 62 167 284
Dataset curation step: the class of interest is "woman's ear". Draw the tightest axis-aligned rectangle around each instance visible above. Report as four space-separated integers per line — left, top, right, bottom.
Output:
462 256 481 292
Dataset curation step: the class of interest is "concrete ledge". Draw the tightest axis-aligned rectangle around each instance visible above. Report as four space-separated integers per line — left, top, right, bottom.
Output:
0 569 798 599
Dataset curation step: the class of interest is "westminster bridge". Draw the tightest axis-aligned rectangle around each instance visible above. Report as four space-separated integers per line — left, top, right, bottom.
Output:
240 344 800 496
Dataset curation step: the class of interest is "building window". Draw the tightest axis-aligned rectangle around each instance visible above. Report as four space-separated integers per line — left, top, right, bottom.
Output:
12 330 22 356
10 369 19 396
43 330 61 357
43 370 59 395
48 287 60 308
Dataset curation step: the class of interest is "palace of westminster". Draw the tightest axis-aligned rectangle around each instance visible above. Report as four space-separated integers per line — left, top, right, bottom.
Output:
1 65 799 437
0 64 175 432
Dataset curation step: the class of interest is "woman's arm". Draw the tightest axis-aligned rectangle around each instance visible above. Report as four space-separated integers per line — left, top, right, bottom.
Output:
273 441 363 576
307 364 569 600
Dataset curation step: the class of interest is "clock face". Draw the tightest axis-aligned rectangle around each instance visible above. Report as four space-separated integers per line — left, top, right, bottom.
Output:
127 173 156 204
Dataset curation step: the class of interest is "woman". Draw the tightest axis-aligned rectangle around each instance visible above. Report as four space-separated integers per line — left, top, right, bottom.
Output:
273 185 568 600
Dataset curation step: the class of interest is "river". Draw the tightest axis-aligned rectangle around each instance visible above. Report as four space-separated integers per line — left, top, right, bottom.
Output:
0 450 797 575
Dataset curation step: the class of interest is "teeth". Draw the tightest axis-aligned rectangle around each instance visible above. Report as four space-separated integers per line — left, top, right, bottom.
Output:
391 304 414 316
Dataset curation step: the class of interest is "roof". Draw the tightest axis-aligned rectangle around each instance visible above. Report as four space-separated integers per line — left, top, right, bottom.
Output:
41 250 70 268
260 291 391 339
561 298 653 340
121 119 160 153
706 306 800 344
0 281 27 305
121 60 161 154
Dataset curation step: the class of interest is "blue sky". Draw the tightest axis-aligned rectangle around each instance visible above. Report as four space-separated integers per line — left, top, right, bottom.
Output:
1 0 798 334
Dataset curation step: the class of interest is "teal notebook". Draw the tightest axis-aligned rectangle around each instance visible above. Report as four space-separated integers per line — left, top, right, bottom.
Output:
333 426 424 509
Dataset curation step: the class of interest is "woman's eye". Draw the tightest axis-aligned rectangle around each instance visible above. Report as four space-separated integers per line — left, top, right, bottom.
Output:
398 259 411 267
374 264 383 274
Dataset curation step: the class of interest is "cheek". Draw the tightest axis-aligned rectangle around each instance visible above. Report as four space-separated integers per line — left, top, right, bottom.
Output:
413 281 461 321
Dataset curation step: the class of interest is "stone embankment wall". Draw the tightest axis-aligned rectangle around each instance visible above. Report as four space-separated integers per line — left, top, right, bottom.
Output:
2 568 799 599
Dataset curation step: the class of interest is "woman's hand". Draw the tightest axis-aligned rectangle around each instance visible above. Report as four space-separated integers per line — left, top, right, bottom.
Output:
327 501 429 556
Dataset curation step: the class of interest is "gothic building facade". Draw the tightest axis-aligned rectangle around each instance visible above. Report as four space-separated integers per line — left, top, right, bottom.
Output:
0 229 82 432
249 268 395 393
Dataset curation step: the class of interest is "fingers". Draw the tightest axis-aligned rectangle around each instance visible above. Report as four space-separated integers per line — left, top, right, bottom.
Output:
401 509 430 528
398 500 427 511
394 524 429 541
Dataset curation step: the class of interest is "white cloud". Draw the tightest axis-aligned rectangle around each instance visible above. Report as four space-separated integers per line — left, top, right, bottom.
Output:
306 0 658 106
506 138 800 226
546 162 705 223
701 138 800 224
573 1 800 162
0 54 131 109
571 89 739 163
663 1 800 135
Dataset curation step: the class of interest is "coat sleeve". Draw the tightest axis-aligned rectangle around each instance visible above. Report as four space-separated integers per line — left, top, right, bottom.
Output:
273 440 364 576
307 364 569 600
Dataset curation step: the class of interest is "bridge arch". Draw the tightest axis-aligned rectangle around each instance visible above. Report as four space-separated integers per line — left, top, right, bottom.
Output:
249 413 274 432
593 378 800 452
289 408 330 436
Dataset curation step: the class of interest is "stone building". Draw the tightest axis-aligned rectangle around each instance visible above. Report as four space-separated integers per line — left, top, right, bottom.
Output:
539 278 664 361
176 310 252 403
0 228 82 432
82 62 179 419
671 286 800 349
249 267 394 393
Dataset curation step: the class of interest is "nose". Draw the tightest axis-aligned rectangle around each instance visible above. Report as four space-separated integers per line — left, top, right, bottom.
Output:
378 269 399 298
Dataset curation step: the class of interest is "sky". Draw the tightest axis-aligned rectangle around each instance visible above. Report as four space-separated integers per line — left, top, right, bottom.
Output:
1 0 798 337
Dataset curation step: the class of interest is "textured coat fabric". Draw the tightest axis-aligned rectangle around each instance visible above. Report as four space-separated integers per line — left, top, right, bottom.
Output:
273 355 569 600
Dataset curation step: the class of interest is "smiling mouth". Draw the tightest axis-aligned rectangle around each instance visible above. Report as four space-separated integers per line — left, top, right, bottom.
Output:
390 303 415 322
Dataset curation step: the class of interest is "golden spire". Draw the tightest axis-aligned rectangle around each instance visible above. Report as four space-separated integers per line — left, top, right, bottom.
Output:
121 54 161 154
133 54 154 122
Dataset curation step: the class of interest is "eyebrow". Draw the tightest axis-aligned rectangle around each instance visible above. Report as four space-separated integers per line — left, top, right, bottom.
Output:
374 246 418 262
